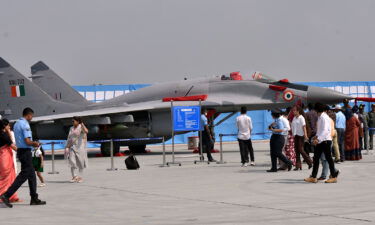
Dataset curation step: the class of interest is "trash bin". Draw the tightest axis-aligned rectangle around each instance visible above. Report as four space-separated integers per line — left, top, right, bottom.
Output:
188 136 199 150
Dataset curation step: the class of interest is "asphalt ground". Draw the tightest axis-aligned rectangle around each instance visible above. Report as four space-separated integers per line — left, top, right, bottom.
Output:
1 141 375 225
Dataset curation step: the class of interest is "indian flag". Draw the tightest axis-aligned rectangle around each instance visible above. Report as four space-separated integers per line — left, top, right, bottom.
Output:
10 85 25 97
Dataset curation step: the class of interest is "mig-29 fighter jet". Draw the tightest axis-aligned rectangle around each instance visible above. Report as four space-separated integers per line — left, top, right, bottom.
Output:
1 57 372 155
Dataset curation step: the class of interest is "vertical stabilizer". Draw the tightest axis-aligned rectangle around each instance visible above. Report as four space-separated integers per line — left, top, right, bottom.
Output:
0 57 84 120
31 61 90 105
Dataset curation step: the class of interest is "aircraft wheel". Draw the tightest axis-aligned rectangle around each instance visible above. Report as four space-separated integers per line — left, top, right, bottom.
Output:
100 142 120 156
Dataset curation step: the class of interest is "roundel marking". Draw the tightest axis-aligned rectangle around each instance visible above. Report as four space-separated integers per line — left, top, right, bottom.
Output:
283 90 295 102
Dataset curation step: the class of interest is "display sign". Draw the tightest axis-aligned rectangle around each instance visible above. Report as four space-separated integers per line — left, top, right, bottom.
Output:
173 106 201 131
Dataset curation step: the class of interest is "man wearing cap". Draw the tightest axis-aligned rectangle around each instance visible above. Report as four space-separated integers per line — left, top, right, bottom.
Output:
335 105 346 162
367 104 375 150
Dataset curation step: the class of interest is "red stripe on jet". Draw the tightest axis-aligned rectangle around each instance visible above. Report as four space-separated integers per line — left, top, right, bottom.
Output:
269 85 287 92
162 95 208 102
355 97 375 102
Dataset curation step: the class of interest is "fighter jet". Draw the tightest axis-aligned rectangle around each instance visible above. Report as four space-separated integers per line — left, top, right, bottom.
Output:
0 57 372 155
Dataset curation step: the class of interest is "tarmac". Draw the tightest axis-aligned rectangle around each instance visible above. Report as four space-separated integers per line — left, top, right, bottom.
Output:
1 141 375 225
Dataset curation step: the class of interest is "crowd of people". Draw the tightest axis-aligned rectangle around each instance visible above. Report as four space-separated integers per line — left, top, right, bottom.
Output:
1 102 374 208
0 108 88 208
235 102 375 183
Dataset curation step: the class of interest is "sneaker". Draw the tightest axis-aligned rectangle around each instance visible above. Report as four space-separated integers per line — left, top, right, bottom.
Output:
38 183 46 187
76 177 83 183
241 163 245 167
304 177 318 183
244 163 249 167
0 194 13 208
266 169 278 172
30 198 46 206
250 161 255 166
325 178 337 183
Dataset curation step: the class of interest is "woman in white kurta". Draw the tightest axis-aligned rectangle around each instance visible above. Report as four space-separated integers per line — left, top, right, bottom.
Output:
65 117 88 183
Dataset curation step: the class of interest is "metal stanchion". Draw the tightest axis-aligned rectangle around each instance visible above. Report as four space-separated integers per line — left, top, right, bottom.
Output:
160 137 169 167
167 101 181 166
107 140 118 171
216 134 226 164
48 142 59 174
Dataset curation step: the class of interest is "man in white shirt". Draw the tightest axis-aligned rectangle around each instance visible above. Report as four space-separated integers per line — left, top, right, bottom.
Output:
305 103 340 183
236 107 255 167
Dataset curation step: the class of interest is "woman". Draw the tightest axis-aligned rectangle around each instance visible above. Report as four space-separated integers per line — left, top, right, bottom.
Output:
279 108 296 170
345 110 361 160
65 117 88 183
291 106 312 170
0 119 19 202
267 110 293 172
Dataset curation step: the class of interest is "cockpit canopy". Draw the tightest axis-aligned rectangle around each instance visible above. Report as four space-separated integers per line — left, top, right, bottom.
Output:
220 71 243 80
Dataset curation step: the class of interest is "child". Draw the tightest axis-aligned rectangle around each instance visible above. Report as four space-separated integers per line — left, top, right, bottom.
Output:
32 145 46 187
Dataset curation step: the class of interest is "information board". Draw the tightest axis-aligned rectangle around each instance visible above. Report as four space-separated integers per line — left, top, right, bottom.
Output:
173 106 201 131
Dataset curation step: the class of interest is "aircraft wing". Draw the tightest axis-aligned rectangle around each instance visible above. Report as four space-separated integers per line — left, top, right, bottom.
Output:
31 100 208 123
31 101 166 122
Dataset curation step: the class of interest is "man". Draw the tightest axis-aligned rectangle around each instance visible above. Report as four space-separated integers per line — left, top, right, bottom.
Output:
367 104 375 150
327 106 340 162
0 108 46 208
358 105 368 150
267 109 293 172
335 105 346 162
236 106 255 167
305 103 340 183
305 103 318 154
199 109 215 162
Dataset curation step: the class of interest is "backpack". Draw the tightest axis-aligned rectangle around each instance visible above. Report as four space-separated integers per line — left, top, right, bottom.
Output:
124 155 140 170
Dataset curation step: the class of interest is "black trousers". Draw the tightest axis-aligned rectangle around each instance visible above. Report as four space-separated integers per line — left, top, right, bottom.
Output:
270 134 292 170
4 148 38 199
311 141 337 178
336 128 345 161
238 139 254 163
199 131 213 161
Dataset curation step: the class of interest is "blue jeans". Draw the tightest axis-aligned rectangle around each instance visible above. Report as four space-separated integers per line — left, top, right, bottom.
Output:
320 154 329 178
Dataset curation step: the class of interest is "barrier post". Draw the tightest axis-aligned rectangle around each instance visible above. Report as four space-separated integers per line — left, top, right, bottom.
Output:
167 101 181 166
107 140 118 171
160 137 169 167
48 142 59 174
216 134 226 164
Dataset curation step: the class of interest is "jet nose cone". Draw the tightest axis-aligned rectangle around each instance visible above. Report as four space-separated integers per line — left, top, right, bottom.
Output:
307 86 353 104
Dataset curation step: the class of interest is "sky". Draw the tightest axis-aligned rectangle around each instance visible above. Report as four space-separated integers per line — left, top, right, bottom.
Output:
1 0 375 85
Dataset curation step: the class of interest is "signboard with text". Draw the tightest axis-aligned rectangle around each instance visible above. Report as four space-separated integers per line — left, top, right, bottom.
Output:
173 106 201 132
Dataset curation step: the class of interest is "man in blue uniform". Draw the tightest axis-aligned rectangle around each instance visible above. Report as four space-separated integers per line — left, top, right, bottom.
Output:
1 108 46 208
199 109 215 162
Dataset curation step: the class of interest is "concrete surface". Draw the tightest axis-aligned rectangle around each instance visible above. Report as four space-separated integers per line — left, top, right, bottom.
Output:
1 141 375 225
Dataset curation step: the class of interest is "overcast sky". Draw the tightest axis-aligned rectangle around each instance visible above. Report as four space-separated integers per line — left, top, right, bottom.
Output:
1 0 375 85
